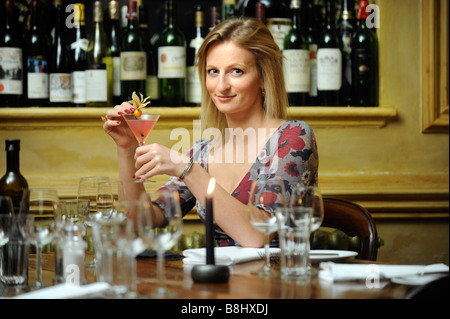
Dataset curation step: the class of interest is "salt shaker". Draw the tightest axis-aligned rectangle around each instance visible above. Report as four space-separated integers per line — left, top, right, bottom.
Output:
61 224 87 285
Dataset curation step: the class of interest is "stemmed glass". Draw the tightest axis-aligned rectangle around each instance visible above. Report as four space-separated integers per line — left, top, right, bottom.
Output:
122 113 160 183
290 185 324 274
22 188 59 289
136 190 182 298
77 176 111 267
290 185 324 233
248 178 286 277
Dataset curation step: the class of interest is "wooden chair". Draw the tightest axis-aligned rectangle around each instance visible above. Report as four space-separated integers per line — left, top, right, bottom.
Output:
316 198 379 261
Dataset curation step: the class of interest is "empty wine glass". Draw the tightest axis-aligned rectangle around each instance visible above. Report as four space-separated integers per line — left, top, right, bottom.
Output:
248 178 287 277
22 188 59 289
77 176 110 267
136 190 182 298
290 185 324 232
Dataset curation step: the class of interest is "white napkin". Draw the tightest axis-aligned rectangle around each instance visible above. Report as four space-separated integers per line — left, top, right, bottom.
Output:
13 282 111 299
183 247 281 265
319 262 449 282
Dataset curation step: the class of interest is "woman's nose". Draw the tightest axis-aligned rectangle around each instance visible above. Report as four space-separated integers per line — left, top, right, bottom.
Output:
217 74 231 92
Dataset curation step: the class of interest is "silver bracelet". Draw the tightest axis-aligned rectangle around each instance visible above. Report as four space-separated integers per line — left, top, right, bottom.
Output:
179 157 194 180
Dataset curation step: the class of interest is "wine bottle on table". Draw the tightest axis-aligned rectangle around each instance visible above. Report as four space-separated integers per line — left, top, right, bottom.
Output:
139 1 159 106
317 0 342 106
283 0 310 106
107 0 122 106
70 3 88 107
0 140 28 216
86 1 112 107
351 0 379 106
338 0 357 106
120 0 147 101
158 0 186 107
0 0 24 107
186 5 206 106
24 0 51 107
49 0 72 106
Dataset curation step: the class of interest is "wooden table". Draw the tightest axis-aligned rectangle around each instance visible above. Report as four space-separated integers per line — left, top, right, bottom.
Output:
9 252 416 300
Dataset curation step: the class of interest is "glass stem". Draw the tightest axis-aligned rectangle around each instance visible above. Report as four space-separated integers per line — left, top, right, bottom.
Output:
264 232 271 272
36 244 42 283
157 248 166 292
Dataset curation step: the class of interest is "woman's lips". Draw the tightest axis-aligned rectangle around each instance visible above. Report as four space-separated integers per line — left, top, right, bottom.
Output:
217 95 235 102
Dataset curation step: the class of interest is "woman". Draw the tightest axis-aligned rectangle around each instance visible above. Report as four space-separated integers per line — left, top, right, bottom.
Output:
103 17 318 248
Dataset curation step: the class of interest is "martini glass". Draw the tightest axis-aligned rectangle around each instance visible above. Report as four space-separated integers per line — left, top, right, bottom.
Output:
123 113 160 183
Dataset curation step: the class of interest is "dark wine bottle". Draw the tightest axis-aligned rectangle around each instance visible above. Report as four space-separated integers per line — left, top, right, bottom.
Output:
107 0 122 106
86 1 112 107
283 0 310 106
265 0 292 50
0 139 28 215
139 1 159 106
120 0 147 101
158 0 186 106
317 0 342 106
255 2 266 23
186 5 205 106
0 0 24 107
70 3 88 107
338 0 357 106
49 0 72 106
223 0 236 19
24 0 51 107
209 6 221 32
352 0 379 106
302 0 321 106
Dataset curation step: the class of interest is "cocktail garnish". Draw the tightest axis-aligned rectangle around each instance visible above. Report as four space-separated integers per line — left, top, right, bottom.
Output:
128 91 151 117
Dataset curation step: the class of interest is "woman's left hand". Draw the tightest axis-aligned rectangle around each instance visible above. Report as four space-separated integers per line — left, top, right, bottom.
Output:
134 143 190 180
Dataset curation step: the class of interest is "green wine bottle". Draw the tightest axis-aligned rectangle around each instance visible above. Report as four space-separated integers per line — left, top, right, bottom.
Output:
158 0 186 106
283 0 310 106
120 0 147 101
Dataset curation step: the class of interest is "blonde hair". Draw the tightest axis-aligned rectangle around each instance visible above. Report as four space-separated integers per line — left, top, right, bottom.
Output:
196 17 288 136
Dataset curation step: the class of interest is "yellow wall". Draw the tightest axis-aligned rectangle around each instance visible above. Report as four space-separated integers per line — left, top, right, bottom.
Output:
0 0 448 265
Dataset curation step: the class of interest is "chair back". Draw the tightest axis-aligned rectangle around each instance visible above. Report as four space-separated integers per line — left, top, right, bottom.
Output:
321 198 379 261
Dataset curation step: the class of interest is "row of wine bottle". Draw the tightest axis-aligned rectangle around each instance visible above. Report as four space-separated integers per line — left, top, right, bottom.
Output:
0 0 378 108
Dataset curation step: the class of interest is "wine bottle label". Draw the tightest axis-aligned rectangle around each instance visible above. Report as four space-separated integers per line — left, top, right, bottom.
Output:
0 47 23 95
283 49 310 93
158 46 186 79
267 18 292 50
120 51 146 80
186 65 201 104
317 48 342 91
85 69 107 102
70 38 89 51
309 44 318 97
146 75 159 100
27 56 49 98
49 73 71 102
71 70 86 103
112 56 121 96
354 48 372 76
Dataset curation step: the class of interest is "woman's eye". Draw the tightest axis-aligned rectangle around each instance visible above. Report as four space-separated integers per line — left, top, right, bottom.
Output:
207 69 218 75
232 69 243 75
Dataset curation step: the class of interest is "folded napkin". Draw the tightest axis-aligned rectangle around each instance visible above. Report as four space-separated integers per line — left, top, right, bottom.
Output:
13 282 111 299
183 247 281 266
319 262 449 282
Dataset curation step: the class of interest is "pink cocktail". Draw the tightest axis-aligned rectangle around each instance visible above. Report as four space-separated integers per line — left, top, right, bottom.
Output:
123 113 160 146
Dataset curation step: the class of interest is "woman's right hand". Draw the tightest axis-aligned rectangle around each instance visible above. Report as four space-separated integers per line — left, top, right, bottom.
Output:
103 102 138 149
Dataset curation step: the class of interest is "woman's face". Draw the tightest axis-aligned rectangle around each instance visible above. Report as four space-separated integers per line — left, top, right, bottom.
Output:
205 41 264 117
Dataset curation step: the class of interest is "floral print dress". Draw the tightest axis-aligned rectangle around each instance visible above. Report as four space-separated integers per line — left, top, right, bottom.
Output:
158 120 319 246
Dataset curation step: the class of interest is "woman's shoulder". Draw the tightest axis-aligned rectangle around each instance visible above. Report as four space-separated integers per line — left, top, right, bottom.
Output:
279 120 314 136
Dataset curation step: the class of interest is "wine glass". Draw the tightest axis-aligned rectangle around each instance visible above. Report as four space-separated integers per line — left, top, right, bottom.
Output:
248 178 287 277
22 188 59 289
77 176 110 267
290 185 324 233
136 190 182 298
122 113 160 183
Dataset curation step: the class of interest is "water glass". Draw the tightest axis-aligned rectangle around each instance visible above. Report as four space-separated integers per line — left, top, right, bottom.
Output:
92 219 134 297
277 206 312 280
